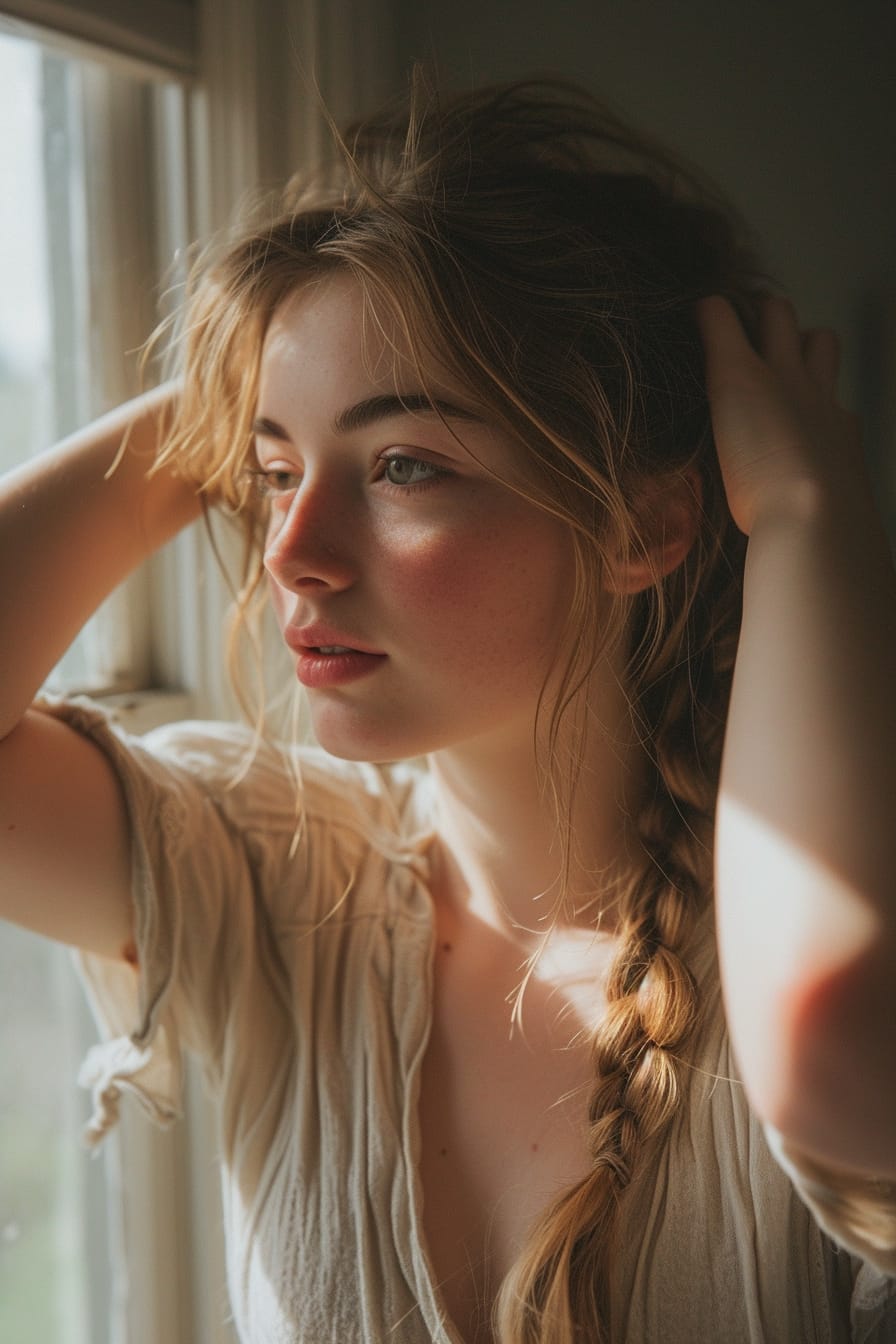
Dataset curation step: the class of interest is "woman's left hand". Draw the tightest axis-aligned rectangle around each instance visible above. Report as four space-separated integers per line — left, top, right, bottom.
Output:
696 294 864 536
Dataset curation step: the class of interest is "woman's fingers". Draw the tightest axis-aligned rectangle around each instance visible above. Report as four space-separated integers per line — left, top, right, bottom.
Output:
759 295 804 371
705 293 841 406
696 292 850 535
697 292 861 536
696 294 755 366
801 327 841 394
759 296 841 398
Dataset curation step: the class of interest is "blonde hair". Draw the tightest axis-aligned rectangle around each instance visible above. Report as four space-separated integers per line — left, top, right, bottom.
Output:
153 73 768 1342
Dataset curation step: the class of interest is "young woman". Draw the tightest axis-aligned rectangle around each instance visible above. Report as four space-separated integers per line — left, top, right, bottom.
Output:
1 77 895 1343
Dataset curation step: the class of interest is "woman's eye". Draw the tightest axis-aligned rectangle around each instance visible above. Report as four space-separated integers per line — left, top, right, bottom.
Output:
248 468 299 498
382 455 444 488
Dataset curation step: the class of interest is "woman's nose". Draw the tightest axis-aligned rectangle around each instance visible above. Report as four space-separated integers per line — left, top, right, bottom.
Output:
262 482 357 593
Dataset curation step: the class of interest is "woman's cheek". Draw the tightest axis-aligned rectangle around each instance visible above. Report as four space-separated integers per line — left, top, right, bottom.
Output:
387 520 500 611
388 512 571 654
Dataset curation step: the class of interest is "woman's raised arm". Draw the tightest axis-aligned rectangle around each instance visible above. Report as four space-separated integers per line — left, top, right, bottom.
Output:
0 383 201 959
701 295 896 1180
0 381 199 734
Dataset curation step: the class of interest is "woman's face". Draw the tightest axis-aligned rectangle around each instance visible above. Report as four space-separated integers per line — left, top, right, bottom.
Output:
255 272 576 763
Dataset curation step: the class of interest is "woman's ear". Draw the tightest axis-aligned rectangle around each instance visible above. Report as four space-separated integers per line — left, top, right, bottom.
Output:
602 468 702 595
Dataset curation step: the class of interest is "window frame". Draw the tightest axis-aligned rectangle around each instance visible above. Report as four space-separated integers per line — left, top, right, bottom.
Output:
0 1 196 79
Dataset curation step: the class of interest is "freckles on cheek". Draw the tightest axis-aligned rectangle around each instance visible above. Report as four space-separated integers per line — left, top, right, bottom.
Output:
398 528 502 610
398 524 561 653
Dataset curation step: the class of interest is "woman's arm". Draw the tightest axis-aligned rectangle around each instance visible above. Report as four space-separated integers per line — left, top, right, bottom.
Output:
701 295 896 1179
0 383 202 959
0 382 198 734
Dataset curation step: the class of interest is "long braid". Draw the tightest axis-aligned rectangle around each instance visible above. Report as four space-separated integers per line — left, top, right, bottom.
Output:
494 516 745 1342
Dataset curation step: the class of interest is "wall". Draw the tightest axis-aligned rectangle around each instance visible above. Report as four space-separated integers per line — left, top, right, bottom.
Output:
391 0 896 504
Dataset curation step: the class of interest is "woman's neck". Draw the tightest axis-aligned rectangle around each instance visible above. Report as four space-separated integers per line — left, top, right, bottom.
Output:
426 690 645 957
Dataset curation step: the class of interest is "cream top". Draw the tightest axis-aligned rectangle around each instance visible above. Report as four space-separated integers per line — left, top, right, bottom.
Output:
43 698 896 1343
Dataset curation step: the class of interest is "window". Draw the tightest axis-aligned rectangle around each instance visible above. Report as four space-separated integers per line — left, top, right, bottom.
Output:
0 24 194 696
0 35 104 1342
0 24 205 1343
1 2 397 1338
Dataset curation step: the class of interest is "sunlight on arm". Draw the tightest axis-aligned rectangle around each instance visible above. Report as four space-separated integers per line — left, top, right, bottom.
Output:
715 791 891 1166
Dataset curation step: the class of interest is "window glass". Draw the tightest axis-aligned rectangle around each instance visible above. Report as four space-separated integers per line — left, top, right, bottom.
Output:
0 32 99 1338
0 29 93 685
0 30 53 465
0 925 100 1344
0 29 154 1342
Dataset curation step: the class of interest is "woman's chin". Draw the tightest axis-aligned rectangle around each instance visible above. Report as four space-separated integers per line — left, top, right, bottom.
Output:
307 704 424 765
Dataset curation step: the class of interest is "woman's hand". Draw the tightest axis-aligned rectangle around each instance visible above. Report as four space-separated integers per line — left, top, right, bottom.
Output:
696 294 864 536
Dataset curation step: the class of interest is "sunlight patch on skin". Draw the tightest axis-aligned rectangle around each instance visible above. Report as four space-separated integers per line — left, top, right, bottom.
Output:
715 792 881 1118
716 793 880 980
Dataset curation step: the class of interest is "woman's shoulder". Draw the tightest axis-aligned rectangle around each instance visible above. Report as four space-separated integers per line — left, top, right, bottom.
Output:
38 696 434 845
148 717 437 911
41 695 439 955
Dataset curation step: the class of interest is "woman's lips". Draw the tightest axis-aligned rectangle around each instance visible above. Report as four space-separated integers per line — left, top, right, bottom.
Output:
283 623 384 657
282 623 387 687
292 647 387 688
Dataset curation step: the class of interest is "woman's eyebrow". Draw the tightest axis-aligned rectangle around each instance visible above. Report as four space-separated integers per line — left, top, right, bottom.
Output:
252 416 292 440
334 392 483 434
251 394 484 444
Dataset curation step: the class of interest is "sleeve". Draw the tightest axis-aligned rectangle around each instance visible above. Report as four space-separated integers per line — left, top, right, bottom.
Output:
763 1126 896 1339
36 696 300 1150
764 1123 896 1264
